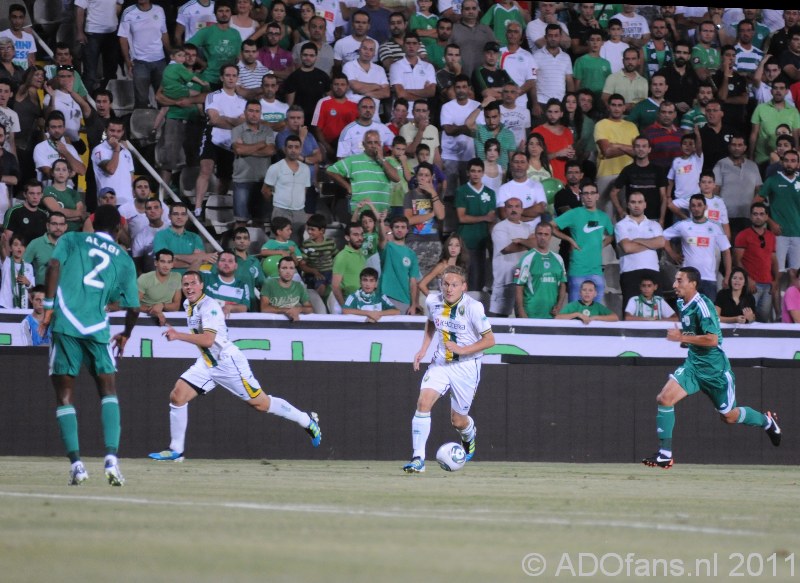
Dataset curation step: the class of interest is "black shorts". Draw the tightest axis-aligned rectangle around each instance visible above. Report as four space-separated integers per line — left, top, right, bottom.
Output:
198 123 234 179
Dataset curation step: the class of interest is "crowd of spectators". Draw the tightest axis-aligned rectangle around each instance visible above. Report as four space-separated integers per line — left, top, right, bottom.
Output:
3 2 800 341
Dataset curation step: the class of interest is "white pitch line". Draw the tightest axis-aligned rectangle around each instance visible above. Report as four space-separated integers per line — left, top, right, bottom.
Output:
0 490 763 537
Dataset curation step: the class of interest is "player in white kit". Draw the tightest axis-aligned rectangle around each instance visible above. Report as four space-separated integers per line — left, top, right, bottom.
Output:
403 265 495 473
148 271 321 461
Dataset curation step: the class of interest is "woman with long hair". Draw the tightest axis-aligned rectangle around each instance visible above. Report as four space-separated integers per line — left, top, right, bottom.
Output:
13 65 44 184
715 268 757 324
482 138 503 194
268 1 295 50
418 232 470 296
525 132 553 183
292 1 316 46
251 1 295 49
563 91 595 162
231 0 259 40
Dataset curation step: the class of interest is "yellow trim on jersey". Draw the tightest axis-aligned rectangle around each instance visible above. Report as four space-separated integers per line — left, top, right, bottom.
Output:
441 300 456 362
242 378 262 399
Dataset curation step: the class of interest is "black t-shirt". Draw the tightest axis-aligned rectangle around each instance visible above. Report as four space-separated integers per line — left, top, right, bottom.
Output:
712 71 749 126
613 162 668 221
657 66 701 113
769 30 791 59
553 186 581 217
0 150 19 183
4 204 48 244
714 288 756 318
282 68 331 127
567 20 594 54
472 67 513 95
699 123 735 173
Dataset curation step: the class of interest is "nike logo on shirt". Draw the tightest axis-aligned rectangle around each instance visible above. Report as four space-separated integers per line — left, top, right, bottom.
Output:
583 225 604 234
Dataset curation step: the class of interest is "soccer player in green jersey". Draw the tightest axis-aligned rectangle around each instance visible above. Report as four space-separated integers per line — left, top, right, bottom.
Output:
41 205 140 486
643 266 782 469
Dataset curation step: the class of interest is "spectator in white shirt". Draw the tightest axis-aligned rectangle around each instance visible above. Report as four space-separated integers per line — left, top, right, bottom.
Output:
32 111 86 185
334 10 378 68
194 64 247 217
531 24 575 119
43 66 92 144
389 32 436 117
118 0 170 108
76 0 124 93
91 118 136 207
174 0 216 46
0 3 35 70
343 38 388 121
337 97 394 158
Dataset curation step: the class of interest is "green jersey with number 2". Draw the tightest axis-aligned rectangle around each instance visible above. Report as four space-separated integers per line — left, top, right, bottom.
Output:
51 231 140 343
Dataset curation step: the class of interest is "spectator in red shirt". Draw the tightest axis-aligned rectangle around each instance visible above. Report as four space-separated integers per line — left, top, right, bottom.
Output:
311 72 358 163
733 201 780 322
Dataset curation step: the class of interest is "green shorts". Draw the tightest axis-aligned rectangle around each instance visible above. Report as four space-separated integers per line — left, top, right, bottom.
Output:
671 362 736 414
49 332 117 377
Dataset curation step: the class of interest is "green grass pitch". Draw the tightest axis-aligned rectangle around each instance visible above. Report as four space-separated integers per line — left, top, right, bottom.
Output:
1 457 799 582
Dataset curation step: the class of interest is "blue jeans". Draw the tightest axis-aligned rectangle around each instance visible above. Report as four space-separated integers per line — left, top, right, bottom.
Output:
467 243 489 291
232 181 268 224
568 274 605 304
754 282 774 323
83 32 119 92
132 58 166 108
698 279 718 301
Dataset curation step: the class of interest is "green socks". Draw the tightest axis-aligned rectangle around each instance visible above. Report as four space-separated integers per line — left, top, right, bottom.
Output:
656 405 675 451
737 406 768 428
101 396 121 456
56 405 80 463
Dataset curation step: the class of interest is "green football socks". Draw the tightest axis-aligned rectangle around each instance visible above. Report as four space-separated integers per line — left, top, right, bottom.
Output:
656 405 675 452
101 395 121 456
56 405 80 463
737 406 768 428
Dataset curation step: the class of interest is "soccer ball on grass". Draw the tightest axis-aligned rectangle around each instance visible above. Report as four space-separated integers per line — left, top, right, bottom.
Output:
436 442 467 472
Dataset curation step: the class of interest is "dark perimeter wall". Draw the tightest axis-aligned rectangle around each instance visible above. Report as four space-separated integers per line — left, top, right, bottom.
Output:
1 350 798 464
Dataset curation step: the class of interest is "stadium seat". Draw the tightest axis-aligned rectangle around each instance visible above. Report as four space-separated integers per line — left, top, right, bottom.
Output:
326 293 341 315
246 226 267 256
107 79 135 117
178 167 219 209
603 263 621 294
325 222 346 251
205 193 234 234
179 166 200 203
128 108 159 146
32 0 63 25
307 289 327 314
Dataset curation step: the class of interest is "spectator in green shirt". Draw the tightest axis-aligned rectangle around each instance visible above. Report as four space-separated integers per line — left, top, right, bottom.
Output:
342 267 400 322
556 279 619 324
260 256 314 320
327 129 401 216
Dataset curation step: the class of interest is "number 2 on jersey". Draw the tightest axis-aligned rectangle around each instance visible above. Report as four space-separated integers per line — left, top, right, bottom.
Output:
83 248 111 289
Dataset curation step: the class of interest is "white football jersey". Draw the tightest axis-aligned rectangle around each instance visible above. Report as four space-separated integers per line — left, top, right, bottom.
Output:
184 294 234 366
426 292 492 364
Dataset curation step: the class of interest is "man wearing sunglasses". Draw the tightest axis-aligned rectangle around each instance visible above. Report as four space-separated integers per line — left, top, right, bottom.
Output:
733 202 779 322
